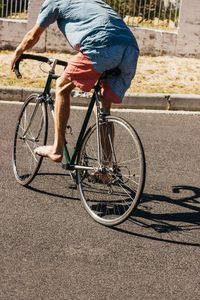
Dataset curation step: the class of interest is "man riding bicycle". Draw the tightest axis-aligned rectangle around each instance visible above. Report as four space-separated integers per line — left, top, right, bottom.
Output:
11 0 139 163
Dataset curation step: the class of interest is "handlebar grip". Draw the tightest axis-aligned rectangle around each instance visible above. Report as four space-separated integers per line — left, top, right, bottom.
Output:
14 60 22 79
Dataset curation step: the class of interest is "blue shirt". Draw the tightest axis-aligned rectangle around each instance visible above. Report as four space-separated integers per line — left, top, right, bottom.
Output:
37 0 138 52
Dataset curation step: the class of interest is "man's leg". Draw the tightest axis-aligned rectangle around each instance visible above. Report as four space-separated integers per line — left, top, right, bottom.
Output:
34 74 75 162
99 98 114 166
91 97 116 184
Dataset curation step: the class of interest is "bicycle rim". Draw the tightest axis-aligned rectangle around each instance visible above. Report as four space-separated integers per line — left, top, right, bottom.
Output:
12 94 48 185
77 116 146 226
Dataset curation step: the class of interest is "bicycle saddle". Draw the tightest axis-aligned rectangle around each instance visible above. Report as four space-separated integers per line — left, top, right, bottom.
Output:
100 67 121 79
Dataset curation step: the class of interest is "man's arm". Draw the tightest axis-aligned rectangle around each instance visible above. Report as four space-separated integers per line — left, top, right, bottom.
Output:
11 24 45 71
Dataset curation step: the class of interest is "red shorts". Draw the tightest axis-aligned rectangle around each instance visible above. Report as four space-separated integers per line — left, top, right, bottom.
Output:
64 52 121 103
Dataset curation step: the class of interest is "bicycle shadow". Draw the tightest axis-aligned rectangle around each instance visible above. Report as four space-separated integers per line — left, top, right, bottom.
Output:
26 172 200 247
27 172 80 201
113 185 200 247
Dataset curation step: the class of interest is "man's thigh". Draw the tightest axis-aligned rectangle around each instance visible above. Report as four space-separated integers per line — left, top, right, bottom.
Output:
63 52 100 92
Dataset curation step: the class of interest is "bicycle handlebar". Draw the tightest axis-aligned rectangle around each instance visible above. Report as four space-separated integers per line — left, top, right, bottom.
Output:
13 53 68 79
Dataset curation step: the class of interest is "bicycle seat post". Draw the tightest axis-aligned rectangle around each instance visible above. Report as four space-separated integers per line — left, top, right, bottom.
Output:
100 98 108 118
94 82 101 116
95 80 108 121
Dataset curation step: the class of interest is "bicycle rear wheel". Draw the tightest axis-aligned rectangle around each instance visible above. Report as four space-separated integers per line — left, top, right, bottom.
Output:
77 116 146 226
12 94 48 185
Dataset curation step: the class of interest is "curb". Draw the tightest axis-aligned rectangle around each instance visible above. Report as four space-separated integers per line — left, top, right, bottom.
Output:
1 86 200 111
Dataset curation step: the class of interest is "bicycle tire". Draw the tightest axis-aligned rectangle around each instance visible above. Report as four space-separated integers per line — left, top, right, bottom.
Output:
77 115 146 226
12 94 48 186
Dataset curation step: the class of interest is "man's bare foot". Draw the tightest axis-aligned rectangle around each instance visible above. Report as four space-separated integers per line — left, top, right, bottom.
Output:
34 145 62 162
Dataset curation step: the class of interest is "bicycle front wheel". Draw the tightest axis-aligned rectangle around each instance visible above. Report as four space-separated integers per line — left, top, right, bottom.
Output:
12 94 48 185
77 116 146 226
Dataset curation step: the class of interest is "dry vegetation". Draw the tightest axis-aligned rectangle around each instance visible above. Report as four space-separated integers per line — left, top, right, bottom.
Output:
0 50 200 94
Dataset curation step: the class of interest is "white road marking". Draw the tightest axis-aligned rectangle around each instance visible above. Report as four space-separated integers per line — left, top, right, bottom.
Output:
1 100 200 115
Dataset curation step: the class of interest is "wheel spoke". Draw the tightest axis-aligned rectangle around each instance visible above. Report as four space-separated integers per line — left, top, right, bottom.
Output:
24 140 38 163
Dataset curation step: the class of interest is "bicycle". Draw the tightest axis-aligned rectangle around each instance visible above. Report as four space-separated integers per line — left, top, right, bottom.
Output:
12 53 146 227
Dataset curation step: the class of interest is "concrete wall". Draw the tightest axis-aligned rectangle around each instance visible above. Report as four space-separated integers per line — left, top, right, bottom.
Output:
0 19 28 50
176 0 200 57
132 0 200 57
0 0 200 57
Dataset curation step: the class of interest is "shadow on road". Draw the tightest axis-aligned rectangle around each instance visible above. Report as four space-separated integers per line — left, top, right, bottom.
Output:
26 173 200 247
113 185 200 247
27 172 80 201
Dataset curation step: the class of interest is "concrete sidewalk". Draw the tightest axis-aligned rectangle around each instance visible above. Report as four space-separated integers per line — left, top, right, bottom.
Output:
1 85 200 111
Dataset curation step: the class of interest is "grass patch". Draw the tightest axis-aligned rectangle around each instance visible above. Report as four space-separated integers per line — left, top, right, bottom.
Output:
1 50 200 94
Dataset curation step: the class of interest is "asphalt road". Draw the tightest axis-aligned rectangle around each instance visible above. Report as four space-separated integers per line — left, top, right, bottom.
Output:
0 101 200 300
